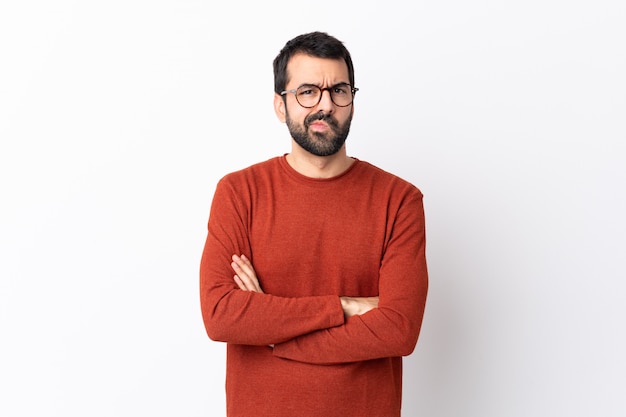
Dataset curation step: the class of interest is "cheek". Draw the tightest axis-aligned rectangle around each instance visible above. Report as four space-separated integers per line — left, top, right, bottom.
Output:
336 107 353 123
286 105 310 123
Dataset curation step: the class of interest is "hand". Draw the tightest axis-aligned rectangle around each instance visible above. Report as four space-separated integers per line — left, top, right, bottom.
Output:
231 254 264 293
339 296 379 318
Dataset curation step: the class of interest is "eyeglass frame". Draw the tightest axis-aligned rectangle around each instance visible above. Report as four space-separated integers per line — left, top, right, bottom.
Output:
280 83 359 108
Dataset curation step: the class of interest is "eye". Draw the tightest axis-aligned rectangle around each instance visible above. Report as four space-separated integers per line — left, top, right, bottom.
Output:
297 85 320 97
332 85 350 95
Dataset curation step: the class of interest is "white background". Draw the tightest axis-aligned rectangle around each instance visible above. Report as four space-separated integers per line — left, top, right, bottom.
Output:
1 1 625 416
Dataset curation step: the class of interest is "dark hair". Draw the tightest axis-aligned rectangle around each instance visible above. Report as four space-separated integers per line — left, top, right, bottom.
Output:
273 31 355 94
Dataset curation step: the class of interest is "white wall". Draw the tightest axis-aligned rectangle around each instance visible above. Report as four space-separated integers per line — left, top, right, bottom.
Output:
1 1 624 416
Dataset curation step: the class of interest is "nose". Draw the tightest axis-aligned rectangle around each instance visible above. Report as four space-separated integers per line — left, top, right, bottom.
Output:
315 88 335 113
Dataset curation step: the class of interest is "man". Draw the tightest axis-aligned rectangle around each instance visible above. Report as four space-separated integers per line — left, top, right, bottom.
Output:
200 31 428 417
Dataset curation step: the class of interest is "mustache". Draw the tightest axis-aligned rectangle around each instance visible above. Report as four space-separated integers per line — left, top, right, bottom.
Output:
305 111 339 128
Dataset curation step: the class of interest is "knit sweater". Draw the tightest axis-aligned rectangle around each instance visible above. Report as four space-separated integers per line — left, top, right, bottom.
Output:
200 156 428 417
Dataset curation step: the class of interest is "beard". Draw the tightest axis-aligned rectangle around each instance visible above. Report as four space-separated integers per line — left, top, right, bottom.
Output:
285 109 352 157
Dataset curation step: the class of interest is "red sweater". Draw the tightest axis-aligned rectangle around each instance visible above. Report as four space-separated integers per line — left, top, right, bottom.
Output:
200 156 428 417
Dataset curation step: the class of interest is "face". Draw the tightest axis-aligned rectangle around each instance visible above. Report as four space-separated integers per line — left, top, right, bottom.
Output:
274 53 354 157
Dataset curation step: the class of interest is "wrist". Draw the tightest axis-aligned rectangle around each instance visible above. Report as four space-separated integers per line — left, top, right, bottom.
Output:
340 297 356 317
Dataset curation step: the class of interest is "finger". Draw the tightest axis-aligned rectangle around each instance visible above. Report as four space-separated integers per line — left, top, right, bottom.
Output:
231 261 256 291
232 261 264 293
231 255 263 293
233 275 247 291
233 254 256 279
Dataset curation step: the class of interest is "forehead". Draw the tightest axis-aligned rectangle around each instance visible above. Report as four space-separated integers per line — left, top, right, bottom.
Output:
286 53 350 87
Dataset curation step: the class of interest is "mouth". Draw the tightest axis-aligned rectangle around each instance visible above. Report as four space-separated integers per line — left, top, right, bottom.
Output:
309 120 329 131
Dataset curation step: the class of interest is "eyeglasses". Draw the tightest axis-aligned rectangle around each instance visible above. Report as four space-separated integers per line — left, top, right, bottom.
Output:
280 83 359 108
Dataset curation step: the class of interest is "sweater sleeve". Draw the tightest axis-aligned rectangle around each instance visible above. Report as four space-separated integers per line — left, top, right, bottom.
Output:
271 191 428 364
200 177 345 346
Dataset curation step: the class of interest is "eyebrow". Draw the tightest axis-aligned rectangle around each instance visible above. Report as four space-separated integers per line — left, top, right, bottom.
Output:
297 82 351 88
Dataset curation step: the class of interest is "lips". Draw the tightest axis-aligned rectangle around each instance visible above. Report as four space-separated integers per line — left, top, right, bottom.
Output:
309 121 329 130
305 113 337 132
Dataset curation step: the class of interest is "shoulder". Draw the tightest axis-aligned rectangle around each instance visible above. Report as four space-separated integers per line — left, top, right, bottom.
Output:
354 159 423 199
210 157 283 211
218 156 282 187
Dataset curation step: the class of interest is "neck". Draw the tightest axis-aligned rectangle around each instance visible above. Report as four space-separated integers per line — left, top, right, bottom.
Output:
286 144 354 179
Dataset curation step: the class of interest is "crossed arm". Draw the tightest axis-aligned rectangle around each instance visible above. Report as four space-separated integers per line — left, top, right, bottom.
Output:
231 254 379 317
201 179 427 364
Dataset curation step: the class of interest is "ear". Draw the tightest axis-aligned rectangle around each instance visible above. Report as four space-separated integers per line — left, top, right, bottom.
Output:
274 93 286 123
